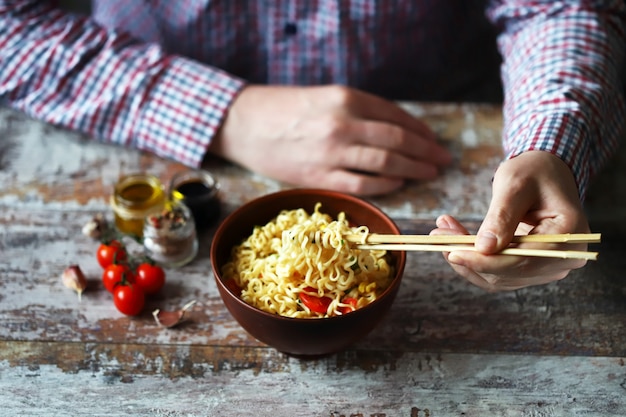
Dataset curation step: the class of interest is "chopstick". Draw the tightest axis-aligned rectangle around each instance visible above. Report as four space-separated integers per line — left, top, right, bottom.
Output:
345 233 601 245
354 244 598 260
346 233 601 260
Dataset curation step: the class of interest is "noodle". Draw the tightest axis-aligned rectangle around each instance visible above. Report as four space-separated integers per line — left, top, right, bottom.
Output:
221 203 394 318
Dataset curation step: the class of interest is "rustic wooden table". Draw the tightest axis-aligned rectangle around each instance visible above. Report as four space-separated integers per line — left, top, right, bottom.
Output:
1 103 624 417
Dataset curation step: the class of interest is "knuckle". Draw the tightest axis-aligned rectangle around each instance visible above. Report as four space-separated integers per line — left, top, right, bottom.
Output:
371 122 406 146
342 180 366 196
364 148 393 170
338 175 370 195
480 274 507 293
383 126 407 149
325 85 353 107
321 116 346 139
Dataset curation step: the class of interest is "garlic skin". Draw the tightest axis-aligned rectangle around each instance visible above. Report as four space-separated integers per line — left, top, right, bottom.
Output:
153 300 196 328
62 265 88 301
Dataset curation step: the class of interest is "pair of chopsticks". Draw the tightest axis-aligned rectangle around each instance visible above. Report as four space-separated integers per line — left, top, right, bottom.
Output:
345 233 601 260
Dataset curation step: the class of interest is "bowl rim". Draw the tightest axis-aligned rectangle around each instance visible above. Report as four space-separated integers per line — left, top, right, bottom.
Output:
210 188 406 322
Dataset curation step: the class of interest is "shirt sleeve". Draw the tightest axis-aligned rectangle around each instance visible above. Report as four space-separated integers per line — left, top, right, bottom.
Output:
0 0 245 168
487 1 626 200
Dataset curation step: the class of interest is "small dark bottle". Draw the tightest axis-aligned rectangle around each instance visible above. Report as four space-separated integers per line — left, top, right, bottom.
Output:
169 170 220 231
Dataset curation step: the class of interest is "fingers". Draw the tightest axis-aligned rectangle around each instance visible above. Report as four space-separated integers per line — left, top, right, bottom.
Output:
430 213 588 292
434 214 468 233
430 216 529 290
348 118 452 166
440 215 521 276
429 214 469 262
473 196 530 254
451 255 581 291
305 169 405 196
446 249 584 292
317 117 451 180
470 161 538 254
344 89 438 142
327 87 452 173
334 144 439 180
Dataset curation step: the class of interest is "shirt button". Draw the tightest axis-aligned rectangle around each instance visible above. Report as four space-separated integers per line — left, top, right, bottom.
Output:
283 22 298 36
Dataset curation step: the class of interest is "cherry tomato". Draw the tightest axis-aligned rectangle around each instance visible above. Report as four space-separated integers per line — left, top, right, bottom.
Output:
113 283 145 316
96 240 127 269
299 287 332 314
102 263 134 293
135 262 166 295
338 297 358 315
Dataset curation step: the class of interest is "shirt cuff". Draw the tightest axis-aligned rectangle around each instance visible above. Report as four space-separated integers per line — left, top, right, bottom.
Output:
133 55 245 167
503 113 590 200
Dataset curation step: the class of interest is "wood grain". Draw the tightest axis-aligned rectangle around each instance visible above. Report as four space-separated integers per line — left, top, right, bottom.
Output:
2 341 625 416
1 104 625 416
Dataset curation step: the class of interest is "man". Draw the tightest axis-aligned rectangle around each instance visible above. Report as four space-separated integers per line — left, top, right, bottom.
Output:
1 1 624 290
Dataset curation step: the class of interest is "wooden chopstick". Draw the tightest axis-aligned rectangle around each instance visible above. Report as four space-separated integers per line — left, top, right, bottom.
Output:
345 233 601 245
355 243 598 260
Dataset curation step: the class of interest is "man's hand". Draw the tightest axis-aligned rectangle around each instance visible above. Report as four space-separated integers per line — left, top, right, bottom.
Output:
207 85 452 196
430 151 591 291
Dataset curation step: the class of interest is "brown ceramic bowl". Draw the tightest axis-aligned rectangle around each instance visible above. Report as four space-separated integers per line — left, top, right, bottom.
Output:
210 189 406 357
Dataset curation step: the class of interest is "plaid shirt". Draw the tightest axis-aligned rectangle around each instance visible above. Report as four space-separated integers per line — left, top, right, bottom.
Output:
1 1 624 199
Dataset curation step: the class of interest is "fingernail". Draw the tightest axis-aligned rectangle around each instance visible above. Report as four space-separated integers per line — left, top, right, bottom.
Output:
475 232 497 252
435 215 450 229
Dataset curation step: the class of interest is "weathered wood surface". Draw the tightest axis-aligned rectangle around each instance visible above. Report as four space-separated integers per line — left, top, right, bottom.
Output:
1 104 625 416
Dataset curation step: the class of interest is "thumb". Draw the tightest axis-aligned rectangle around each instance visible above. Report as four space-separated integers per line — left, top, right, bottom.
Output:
476 178 535 254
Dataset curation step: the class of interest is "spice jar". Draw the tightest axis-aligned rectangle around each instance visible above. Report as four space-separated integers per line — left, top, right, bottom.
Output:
143 199 198 267
169 169 220 231
110 173 166 237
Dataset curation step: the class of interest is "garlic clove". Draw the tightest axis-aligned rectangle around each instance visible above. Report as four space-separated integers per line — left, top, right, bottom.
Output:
152 300 196 328
62 265 88 301
82 213 109 240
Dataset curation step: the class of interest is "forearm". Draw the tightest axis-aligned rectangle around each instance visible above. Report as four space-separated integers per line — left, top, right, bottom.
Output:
488 1 626 200
0 0 244 167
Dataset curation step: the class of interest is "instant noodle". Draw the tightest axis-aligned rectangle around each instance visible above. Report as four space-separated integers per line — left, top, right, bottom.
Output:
221 203 394 318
